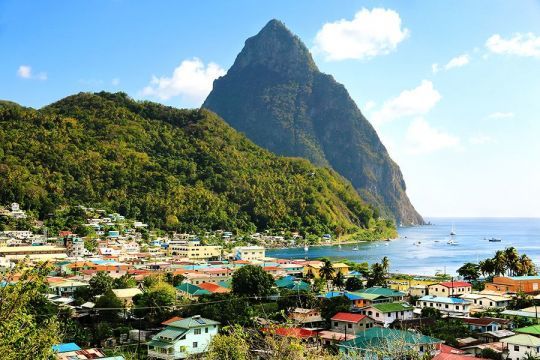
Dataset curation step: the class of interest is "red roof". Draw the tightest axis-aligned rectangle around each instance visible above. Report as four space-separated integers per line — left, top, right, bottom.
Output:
265 327 318 339
161 316 183 325
436 344 465 354
330 312 367 323
439 281 471 288
263 266 280 271
461 317 502 326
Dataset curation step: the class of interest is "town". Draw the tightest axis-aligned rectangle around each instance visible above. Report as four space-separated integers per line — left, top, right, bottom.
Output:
2 203 540 360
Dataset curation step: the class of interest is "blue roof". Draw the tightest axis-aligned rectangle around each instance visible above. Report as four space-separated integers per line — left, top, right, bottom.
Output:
509 276 540 280
323 291 363 300
419 296 469 304
52 343 81 353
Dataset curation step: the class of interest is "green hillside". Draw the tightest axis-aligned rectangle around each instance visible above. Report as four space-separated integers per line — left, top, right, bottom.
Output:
0 92 395 237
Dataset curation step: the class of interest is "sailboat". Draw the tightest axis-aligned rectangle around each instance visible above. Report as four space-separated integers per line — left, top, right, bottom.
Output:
304 243 309 252
450 223 456 236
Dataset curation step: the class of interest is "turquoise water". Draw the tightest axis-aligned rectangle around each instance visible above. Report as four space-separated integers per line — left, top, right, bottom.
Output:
266 218 540 276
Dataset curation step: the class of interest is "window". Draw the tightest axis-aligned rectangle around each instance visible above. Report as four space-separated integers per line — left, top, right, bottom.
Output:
419 345 424 352
376 313 379 317
514 345 519 351
456 306 460 310
205 327 208 333
334 322 338 327
347 324 352 329
445 304 449 309
193 342 198 348
194 328 201 335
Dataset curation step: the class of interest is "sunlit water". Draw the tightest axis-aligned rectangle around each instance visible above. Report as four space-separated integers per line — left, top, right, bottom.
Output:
266 218 540 276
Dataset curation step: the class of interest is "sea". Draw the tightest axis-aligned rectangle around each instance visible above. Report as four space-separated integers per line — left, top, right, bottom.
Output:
266 218 540 276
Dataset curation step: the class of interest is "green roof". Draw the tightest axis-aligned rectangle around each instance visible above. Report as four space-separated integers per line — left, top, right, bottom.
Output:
152 328 187 342
502 334 540 347
218 279 232 289
275 278 295 288
362 287 406 297
354 292 387 301
167 316 220 329
338 328 441 352
372 302 413 313
515 325 540 335
147 339 174 348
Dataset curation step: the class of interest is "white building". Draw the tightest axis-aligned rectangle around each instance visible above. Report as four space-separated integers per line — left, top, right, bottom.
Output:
417 295 472 317
147 315 220 359
460 293 511 311
502 334 540 360
234 246 265 261
360 302 414 326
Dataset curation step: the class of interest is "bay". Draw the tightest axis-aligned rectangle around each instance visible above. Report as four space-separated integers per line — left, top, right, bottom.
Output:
266 218 540 276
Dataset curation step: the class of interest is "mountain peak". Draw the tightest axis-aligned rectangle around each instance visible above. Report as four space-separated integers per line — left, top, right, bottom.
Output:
229 19 318 78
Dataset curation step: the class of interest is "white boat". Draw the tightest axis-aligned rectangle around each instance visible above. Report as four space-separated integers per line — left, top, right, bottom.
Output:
447 239 458 245
384 243 389 246
450 223 456 236
304 245 309 252
352 247 359 251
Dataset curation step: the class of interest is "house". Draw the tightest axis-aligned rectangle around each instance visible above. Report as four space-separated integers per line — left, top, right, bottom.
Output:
302 262 349 279
147 315 220 359
234 246 265 261
197 282 230 294
338 328 442 358
263 327 319 345
460 293 511 310
408 285 428 297
461 317 506 333
288 308 324 327
318 331 356 346
428 281 472 297
322 291 363 308
417 296 472 317
501 334 540 360
330 312 375 334
48 278 89 297
486 276 540 294
515 324 540 337
360 302 414 326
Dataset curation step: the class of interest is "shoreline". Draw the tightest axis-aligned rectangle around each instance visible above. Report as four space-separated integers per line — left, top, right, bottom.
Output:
266 238 395 250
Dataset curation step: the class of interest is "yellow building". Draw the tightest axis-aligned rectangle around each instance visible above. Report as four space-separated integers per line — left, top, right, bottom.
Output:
0 245 67 261
169 241 222 260
303 261 349 278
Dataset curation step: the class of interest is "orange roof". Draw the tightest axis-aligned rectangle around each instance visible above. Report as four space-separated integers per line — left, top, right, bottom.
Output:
264 327 318 339
331 312 367 323
438 281 472 288
198 282 230 293
161 316 183 325
263 266 280 271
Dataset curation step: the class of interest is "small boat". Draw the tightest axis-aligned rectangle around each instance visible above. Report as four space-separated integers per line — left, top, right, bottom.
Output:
352 247 359 251
447 239 458 245
384 238 391 242
338 244 342 249
450 224 456 236
384 243 389 246
413 241 421 246
488 238 502 242
434 240 440 243
304 245 309 252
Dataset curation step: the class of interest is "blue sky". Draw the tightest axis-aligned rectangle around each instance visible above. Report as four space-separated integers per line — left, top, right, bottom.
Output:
1 0 539 217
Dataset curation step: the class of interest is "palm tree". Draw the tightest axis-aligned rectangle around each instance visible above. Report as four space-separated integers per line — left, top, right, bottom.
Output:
493 250 507 276
381 256 390 275
367 263 386 287
517 254 536 276
504 247 519 276
479 258 495 279
319 259 335 290
333 271 345 290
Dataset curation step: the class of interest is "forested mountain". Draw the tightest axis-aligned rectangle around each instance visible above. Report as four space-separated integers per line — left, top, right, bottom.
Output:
0 92 395 237
204 19 424 225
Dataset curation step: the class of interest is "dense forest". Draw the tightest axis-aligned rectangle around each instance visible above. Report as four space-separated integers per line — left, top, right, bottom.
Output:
0 92 395 237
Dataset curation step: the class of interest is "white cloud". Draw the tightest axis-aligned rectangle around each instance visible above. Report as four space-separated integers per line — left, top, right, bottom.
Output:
371 80 441 124
486 33 540 58
469 134 495 145
364 100 376 112
432 54 470 73
405 118 460 154
111 78 120 86
141 58 225 106
17 65 31 78
313 8 409 61
487 112 515 119
17 65 47 80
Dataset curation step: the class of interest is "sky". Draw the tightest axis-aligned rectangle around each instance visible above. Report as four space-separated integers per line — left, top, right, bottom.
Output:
1 0 539 218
